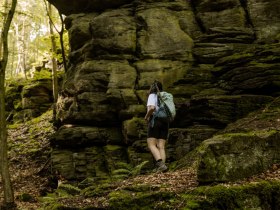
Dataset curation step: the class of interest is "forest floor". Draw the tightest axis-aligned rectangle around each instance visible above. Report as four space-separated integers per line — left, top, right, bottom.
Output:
1 110 280 209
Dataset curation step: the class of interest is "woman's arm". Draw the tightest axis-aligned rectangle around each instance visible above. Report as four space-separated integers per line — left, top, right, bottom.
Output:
145 105 155 121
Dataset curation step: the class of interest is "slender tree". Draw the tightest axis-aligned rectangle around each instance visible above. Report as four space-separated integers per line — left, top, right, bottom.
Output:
0 0 17 208
48 2 58 103
58 11 67 72
43 0 68 72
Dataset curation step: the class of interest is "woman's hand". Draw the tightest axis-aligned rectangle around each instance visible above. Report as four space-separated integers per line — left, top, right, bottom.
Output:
144 115 150 122
145 105 155 122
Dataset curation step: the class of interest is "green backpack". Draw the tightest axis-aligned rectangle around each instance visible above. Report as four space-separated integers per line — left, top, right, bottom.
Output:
155 91 176 123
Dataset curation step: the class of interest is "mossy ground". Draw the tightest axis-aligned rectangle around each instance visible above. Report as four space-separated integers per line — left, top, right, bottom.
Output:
183 180 280 210
0 110 55 209
2 98 280 209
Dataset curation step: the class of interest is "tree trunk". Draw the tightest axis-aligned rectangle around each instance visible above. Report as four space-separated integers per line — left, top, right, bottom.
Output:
0 0 17 207
58 12 68 72
44 0 68 73
48 2 58 123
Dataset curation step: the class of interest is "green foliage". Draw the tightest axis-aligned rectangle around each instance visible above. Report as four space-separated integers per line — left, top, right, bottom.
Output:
111 161 149 181
7 110 54 157
78 177 96 189
112 169 131 180
32 69 52 80
39 183 81 210
4 0 69 80
38 193 64 210
132 160 149 177
81 183 113 197
57 183 81 196
108 189 174 210
182 181 280 210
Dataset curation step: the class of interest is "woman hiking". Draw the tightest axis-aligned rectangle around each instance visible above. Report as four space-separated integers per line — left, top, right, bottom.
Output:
144 80 169 173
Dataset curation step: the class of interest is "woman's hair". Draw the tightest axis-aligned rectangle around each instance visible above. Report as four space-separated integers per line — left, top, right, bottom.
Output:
148 80 163 94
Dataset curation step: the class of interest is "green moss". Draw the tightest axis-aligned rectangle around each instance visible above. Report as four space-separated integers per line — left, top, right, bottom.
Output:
123 184 159 192
171 84 202 97
214 52 254 67
182 181 280 210
18 193 34 202
196 88 228 97
7 110 54 157
108 190 174 210
38 193 66 210
210 129 278 141
104 145 122 151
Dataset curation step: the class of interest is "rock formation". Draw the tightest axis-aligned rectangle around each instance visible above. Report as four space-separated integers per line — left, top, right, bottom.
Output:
47 0 280 182
6 73 54 123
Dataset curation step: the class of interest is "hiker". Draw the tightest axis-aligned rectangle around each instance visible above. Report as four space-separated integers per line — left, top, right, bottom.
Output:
144 80 169 173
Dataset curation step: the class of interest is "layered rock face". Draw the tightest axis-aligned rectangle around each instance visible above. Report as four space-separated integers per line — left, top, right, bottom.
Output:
6 79 53 122
49 0 280 182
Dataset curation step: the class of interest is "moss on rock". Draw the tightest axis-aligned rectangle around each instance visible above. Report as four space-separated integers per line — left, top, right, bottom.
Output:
197 130 280 183
182 181 280 210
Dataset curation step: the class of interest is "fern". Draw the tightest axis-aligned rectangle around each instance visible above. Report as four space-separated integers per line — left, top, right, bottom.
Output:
115 162 133 171
112 168 131 175
58 183 81 195
112 174 130 181
38 184 81 209
111 161 149 181
38 193 62 210
131 160 149 177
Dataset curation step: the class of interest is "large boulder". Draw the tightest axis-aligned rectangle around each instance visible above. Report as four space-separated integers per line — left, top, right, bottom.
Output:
214 43 280 94
5 79 53 122
196 100 280 183
197 130 280 183
247 0 280 42
47 0 280 181
192 0 247 31
137 8 194 60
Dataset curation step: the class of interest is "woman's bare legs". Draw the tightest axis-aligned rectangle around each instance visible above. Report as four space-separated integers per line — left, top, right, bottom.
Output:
157 139 166 163
147 138 166 161
147 138 161 161
147 137 168 172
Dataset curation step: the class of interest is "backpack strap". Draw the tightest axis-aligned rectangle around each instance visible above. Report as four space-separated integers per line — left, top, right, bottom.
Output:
154 83 164 104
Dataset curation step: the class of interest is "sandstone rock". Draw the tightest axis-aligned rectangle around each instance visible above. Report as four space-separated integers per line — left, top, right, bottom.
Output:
193 0 247 31
189 95 273 127
6 79 53 122
52 147 108 180
167 126 218 162
193 43 234 64
51 125 124 147
90 9 136 60
192 0 241 12
214 44 280 94
137 8 194 60
135 59 191 90
247 0 280 42
45 0 280 181
104 145 129 173
197 130 280 183
197 27 255 43
65 14 95 51
128 146 154 170
122 117 146 145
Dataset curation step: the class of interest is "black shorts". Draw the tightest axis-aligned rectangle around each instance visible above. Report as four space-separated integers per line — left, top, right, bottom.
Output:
147 118 169 140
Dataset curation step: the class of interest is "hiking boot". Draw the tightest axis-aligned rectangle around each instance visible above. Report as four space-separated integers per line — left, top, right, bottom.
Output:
155 161 168 173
